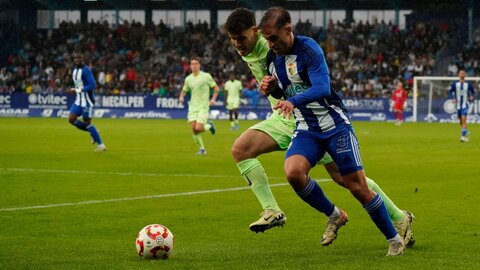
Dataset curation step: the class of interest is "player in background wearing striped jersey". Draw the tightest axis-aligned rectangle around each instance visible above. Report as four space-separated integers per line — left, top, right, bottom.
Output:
449 69 475 142
259 7 405 256
226 7 414 249
68 52 106 152
179 57 219 155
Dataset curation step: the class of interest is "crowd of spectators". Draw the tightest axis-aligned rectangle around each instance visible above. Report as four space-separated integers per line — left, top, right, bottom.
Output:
448 28 480 77
0 17 463 100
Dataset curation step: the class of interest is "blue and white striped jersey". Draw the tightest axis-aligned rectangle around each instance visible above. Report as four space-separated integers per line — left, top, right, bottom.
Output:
72 65 96 108
448 81 475 110
266 35 350 134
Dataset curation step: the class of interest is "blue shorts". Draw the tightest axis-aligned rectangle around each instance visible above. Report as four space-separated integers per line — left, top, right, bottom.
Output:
457 108 468 117
286 126 363 176
70 104 94 119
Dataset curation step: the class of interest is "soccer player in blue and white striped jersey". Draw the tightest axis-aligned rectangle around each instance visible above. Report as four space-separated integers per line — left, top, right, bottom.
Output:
68 52 106 151
259 7 404 256
448 69 475 142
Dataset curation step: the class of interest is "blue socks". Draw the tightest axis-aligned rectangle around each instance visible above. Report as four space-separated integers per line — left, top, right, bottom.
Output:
462 128 468 136
87 124 102 144
296 178 334 216
73 120 88 131
363 194 397 240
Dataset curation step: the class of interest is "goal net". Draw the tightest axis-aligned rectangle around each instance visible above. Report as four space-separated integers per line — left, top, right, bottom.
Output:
413 76 480 123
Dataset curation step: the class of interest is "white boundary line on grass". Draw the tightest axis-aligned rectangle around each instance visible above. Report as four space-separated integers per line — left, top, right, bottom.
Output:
0 167 331 212
0 167 276 179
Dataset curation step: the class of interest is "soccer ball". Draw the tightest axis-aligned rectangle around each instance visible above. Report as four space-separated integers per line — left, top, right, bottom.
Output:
136 224 174 259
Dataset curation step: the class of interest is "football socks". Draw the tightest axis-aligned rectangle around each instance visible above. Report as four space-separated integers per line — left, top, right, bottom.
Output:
295 177 334 216
366 177 405 223
363 194 398 240
237 158 281 211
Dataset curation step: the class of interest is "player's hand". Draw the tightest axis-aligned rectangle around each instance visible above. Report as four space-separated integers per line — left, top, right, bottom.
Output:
273 100 294 119
68 88 81 94
259 75 277 96
179 96 184 103
209 98 216 106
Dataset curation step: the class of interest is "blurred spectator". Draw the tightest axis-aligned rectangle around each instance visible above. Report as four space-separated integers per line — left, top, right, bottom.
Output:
0 18 468 100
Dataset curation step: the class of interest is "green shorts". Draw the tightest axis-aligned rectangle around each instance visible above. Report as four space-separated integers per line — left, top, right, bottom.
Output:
249 116 295 150
226 100 240 110
249 115 334 165
187 106 209 124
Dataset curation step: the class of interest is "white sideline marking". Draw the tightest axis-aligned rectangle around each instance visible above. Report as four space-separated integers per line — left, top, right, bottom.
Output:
0 180 332 212
0 167 282 179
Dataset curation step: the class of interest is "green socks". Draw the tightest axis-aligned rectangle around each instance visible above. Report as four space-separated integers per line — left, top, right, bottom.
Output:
236 158 281 211
366 177 405 222
192 134 205 150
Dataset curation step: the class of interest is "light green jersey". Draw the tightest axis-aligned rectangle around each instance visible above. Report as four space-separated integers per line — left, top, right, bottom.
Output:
182 71 217 110
241 32 295 125
224 79 242 102
241 32 270 83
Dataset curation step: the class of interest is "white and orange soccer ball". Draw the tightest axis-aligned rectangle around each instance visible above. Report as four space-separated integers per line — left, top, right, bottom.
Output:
136 224 174 259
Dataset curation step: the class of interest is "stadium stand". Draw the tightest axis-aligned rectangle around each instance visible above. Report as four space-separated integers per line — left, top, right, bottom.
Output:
1 0 479 99
0 19 454 98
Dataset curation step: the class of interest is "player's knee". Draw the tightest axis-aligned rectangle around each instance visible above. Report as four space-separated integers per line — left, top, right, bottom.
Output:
231 140 248 162
284 169 307 191
284 166 304 183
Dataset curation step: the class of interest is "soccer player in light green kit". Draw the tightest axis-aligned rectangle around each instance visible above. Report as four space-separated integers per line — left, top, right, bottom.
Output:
224 73 243 130
179 57 219 155
225 8 414 247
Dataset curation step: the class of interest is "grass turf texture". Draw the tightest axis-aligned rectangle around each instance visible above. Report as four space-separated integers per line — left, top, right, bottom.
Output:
0 118 479 269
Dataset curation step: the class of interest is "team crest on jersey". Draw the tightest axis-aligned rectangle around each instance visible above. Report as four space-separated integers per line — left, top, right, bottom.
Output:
336 135 351 153
288 63 297 76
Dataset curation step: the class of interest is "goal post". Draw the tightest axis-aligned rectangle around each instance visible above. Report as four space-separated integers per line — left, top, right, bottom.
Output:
413 76 480 122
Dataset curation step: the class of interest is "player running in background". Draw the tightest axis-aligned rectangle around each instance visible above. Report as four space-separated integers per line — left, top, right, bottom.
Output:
449 69 475 142
226 7 414 249
179 57 219 155
224 73 243 130
68 52 106 152
391 81 407 125
259 6 405 256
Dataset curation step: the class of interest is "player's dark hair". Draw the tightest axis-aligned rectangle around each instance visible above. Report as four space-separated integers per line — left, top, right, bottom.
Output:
190 56 201 65
225 8 256 35
259 6 291 30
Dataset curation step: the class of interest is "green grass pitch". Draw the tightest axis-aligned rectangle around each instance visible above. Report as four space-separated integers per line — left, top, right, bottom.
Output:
1 118 479 269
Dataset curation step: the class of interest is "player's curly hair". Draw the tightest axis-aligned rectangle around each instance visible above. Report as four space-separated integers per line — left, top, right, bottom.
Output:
225 7 256 35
